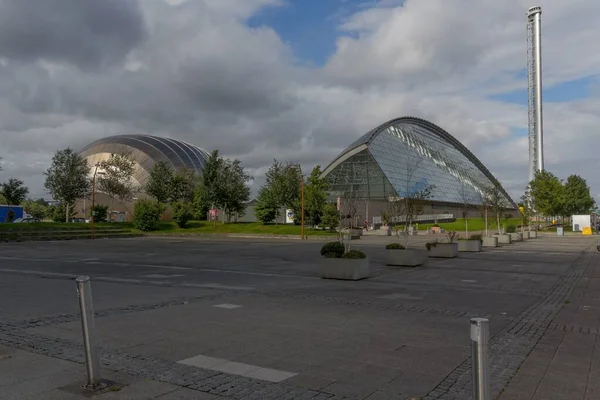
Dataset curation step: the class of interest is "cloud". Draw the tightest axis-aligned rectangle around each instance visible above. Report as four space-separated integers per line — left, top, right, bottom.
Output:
0 0 598 204
0 0 146 70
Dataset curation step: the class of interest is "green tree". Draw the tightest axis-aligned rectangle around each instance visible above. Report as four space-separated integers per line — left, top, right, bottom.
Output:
90 204 108 223
1 178 29 206
563 174 595 216
145 161 174 206
172 200 193 228
133 199 161 231
529 170 565 218
22 199 48 219
219 159 251 222
48 202 76 222
193 180 209 220
97 153 137 217
169 168 197 204
44 148 91 222
321 203 340 232
302 166 328 227
261 160 302 225
254 187 278 224
1 178 29 222
200 150 224 215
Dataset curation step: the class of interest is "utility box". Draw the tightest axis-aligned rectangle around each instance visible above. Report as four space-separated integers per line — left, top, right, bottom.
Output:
572 215 591 232
557 227 564 236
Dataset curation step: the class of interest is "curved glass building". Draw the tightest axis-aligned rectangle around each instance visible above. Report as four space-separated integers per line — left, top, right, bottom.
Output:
79 134 210 188
322 117 515 221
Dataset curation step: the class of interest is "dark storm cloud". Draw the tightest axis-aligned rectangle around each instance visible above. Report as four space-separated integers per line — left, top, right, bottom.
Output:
0 0 146 69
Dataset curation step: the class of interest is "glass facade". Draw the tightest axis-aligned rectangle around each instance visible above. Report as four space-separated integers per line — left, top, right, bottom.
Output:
79 134 210 188
323 117 515 207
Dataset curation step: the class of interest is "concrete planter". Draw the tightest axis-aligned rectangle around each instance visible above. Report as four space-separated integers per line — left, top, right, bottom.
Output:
509 233 522 242
320 257 370 280
529 231 537 238
457 240 482 252
522 231 530 240
482 237 498 247
427 243 458 258
496 234 512 244
386 249 427 267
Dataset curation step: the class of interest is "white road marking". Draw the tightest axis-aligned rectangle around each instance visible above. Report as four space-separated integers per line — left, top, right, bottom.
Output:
379 293 423 300
178 354 296 382
142 274 185 278
0 256 191 270
0 268 76 278
181 283 255 291
462 279 477 283
82 258 99 261
213 303 242 309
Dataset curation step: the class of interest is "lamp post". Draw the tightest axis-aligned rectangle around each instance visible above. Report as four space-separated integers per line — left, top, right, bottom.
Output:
292 164 306 240
91 164 105 239
301 174 305 240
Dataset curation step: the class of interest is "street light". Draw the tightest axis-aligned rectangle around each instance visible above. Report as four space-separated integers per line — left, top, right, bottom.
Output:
292 164 306 240
91 164 105 239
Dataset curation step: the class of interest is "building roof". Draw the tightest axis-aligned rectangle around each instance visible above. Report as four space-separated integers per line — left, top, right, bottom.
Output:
322 116 515 207
79 134 210 188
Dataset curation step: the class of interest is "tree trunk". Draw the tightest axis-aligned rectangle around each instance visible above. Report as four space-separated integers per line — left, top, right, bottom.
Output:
65 203 69 223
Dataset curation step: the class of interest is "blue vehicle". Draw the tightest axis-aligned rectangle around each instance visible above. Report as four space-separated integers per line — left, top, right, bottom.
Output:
0 205 24 222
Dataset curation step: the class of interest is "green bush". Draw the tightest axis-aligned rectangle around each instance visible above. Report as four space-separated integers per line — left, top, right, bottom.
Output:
506 225 517 233
432 223 440 227
91 204 108 223
469 234 483 241
386 243 405 250
341 250 366 259
133 200 161 231
172 201 193 228
320 241 344 258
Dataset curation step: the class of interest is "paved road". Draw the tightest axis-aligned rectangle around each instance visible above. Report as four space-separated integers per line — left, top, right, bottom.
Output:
0 235 597 399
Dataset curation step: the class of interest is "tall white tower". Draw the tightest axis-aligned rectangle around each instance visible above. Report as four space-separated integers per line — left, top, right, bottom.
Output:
527 6 544 183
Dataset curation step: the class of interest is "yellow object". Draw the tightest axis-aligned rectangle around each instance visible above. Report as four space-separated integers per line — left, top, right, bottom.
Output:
582 226 592 235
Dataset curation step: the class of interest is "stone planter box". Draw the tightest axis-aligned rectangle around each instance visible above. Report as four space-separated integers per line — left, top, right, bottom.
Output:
509 233 522 242
457 240 482 252
496 234 512 244
386 249 427 267
529 231 537 238
427 243 458 258
320 257 370 280
482 237 498 247
522 231 530 240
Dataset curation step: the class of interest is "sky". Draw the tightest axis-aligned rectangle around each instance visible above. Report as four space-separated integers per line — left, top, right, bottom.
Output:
0 0 598 203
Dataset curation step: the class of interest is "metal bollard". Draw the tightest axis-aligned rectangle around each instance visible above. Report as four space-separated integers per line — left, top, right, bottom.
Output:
76 276 102 387
471 317 490 400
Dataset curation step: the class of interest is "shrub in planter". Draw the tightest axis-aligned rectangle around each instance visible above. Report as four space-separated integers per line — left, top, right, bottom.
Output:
320 241 345 258
506 225 517 233
133 200 162 231
386 242 426 266
386 243 406 250
341 250 366 259
319 243 369 280
470 233 483 241
432 223 440 228
426 241 458 258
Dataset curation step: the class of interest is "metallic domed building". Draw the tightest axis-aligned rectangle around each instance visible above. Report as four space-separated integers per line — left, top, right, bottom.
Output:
79 134 211 188
321 117 516 223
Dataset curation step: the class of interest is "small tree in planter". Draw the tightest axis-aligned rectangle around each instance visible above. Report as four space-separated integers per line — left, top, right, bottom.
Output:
319 241 369 280
457 233 483 252
426 231 459 258
387 183 434 247
484 185 510 235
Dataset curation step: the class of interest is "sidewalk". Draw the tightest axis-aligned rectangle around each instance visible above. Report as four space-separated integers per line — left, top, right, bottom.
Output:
0 345 217 399
498 249 600 400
